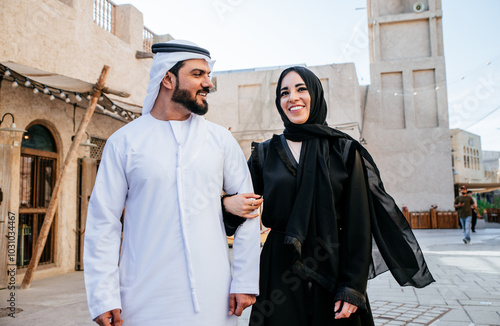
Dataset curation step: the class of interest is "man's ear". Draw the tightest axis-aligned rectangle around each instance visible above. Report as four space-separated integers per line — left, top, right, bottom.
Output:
161 72 175 90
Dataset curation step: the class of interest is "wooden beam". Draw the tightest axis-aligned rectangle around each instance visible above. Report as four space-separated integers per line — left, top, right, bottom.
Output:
21 65 110 289
135 50 154 59
101 87 130 98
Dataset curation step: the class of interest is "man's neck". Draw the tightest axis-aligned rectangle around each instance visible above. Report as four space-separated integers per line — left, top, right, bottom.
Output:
150 101 191 121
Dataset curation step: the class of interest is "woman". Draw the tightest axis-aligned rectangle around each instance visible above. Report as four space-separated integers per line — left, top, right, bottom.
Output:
224 66 434 325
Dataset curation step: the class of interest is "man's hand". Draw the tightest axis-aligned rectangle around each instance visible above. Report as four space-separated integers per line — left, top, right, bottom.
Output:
95 309 122 326
228 293 256 316
334 301 358 319
223 194 263 218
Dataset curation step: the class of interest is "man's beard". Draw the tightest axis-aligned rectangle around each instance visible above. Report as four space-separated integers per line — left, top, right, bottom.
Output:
171 82 209 116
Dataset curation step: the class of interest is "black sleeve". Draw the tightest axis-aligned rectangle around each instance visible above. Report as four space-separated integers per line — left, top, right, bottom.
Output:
222 142 264 236
222 194 246 237
334 149 371 310
247 142 264 195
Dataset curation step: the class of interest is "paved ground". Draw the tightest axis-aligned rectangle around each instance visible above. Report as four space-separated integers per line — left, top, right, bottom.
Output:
1 226 500 326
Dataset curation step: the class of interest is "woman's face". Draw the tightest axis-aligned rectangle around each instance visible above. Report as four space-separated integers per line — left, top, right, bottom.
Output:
279 71 311 125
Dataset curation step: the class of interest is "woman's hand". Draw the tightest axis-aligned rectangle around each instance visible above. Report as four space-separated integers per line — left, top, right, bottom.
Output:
223 193 263 218
334 301 357 319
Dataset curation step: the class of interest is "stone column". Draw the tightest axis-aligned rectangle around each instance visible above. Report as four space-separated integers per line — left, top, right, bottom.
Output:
115 4 144 51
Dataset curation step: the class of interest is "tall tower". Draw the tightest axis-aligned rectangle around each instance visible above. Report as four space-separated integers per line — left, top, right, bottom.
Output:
363 0 454 210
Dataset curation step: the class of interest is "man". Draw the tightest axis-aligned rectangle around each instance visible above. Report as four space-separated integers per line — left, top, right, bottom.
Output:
84 40 261 325
467 190 480 232
454 186 479 244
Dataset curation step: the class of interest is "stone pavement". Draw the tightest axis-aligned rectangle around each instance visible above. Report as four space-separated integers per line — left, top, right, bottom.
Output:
1 228 499 326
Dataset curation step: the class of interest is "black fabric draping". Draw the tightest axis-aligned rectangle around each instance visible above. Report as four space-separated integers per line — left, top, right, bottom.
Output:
274 66 434 292
248 135 374 325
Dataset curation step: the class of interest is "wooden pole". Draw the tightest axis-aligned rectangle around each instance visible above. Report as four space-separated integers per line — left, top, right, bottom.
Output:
21 65 110 289
101 86 130 98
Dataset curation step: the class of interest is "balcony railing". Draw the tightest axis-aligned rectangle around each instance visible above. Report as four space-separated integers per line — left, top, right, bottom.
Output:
143 26 155 53
93 0 116 34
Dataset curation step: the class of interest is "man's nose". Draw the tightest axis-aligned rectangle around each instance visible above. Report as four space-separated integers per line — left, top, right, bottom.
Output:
202 76 214 89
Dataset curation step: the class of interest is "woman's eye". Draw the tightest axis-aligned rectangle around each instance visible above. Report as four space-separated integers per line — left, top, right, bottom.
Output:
298 87 308 92
280 91 289 97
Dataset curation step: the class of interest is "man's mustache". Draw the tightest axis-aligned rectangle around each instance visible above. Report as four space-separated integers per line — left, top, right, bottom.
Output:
197 87 211 94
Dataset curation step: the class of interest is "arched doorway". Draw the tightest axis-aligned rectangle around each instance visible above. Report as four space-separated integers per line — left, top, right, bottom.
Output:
18 124 57 268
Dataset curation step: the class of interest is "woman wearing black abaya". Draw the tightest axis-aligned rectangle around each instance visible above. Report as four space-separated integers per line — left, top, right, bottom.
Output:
223 66 434 325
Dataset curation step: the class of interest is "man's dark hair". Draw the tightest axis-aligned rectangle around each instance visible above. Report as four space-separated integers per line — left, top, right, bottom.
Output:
168 60 186 77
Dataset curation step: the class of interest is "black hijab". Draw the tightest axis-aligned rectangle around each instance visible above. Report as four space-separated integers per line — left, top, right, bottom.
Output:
276 66 350 290
275 66 434 292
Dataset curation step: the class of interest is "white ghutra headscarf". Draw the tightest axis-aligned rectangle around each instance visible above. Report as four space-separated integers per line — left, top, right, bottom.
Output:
142 40 215 115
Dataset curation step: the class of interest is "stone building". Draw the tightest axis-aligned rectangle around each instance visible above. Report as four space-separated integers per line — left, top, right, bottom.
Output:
482 150 500 184
0 0 170 287
208 0 455 211
450 129 485 185
450 129 500 193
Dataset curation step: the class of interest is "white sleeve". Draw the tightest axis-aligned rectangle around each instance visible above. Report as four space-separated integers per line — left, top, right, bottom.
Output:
223 134 261 295
83 139 128 320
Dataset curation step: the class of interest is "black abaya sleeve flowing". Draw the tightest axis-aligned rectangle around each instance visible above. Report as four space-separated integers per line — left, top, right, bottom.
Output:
334 150 372 310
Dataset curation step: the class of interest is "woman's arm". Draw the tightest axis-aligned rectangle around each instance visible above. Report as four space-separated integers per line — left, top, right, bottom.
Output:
223 194 262 218
334 149 372 315
222 143 265 235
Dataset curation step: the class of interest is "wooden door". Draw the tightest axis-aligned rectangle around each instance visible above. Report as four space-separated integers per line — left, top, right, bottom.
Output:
18 149 57 268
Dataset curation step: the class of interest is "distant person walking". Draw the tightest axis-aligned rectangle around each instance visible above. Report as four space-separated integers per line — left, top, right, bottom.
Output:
454 186 479 244
467 190 480 232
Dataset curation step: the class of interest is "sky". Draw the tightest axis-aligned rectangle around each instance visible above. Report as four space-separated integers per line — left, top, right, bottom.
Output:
112 0 500 151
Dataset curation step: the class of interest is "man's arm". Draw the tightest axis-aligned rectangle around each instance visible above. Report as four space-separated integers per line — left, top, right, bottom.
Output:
473 203 481 217
95 309 122 326
228 293 257 316
222 132 261 307
454 197 463 208
84 139 128 322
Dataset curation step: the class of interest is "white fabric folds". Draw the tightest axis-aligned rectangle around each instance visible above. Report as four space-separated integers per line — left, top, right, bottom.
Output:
84 114 260 324
142 40 215 115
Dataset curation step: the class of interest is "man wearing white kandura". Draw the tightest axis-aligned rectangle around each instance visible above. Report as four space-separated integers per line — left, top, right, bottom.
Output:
84 39 262 326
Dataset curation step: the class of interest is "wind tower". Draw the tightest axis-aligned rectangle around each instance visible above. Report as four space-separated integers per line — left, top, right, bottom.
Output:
363 0 454 210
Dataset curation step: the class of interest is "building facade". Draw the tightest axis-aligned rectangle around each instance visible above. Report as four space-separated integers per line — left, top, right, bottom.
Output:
362 0 454 210
0 0 169 286
482 150 500 184
450 129 484 185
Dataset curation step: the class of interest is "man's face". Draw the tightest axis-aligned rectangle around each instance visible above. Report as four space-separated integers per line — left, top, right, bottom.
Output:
461 188 467 196
171 59 213 115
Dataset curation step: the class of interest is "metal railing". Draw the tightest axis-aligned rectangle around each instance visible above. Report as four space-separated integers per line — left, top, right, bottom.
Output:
93 0 116 34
